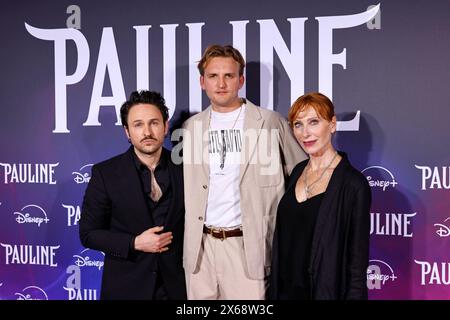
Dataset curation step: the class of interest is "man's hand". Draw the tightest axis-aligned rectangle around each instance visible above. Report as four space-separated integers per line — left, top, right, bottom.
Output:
134 226 173 253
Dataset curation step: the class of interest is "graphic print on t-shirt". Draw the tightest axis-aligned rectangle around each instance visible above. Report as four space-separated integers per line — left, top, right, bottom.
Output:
209 129 242 170
208 129 242 154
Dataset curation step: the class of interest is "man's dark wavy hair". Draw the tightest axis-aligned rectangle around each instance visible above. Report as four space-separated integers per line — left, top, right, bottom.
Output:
120 90 169 127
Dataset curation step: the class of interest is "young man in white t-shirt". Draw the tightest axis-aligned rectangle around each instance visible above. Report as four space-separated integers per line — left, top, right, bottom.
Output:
182 45 307 299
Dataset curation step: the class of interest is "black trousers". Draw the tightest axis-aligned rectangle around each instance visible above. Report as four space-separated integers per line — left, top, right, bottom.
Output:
152 268 168 300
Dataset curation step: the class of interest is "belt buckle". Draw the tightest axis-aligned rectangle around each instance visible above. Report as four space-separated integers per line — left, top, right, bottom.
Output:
211 227 226 241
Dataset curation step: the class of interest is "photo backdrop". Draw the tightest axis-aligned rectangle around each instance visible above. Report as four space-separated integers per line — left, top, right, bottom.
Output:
0 0 449 300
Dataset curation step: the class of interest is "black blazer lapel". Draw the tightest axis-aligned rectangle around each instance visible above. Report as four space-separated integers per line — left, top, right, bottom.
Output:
164 150 183 228
115 147 154 228
309 154 349 270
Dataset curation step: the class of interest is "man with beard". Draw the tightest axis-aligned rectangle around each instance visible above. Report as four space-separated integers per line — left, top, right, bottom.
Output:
80 90 186 300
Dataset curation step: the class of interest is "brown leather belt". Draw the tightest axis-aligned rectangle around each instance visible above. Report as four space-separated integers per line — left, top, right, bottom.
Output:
203 225 243 240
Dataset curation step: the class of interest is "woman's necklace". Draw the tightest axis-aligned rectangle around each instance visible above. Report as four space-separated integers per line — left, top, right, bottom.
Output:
304 152 338 198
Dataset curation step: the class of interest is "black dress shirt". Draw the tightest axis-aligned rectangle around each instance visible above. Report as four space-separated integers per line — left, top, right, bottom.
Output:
132 150 173 226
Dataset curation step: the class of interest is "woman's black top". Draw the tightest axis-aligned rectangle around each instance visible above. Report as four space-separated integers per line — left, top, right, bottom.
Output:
276 184 324 300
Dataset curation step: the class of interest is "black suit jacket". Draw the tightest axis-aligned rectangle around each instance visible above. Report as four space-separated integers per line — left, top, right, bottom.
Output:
79 147 186 300
269 152 371 300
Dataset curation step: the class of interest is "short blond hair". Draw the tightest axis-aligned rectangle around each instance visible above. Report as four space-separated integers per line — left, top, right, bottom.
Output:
197 45 245 76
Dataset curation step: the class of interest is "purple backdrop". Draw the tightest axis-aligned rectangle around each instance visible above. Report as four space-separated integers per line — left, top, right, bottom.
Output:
0 0 449 300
